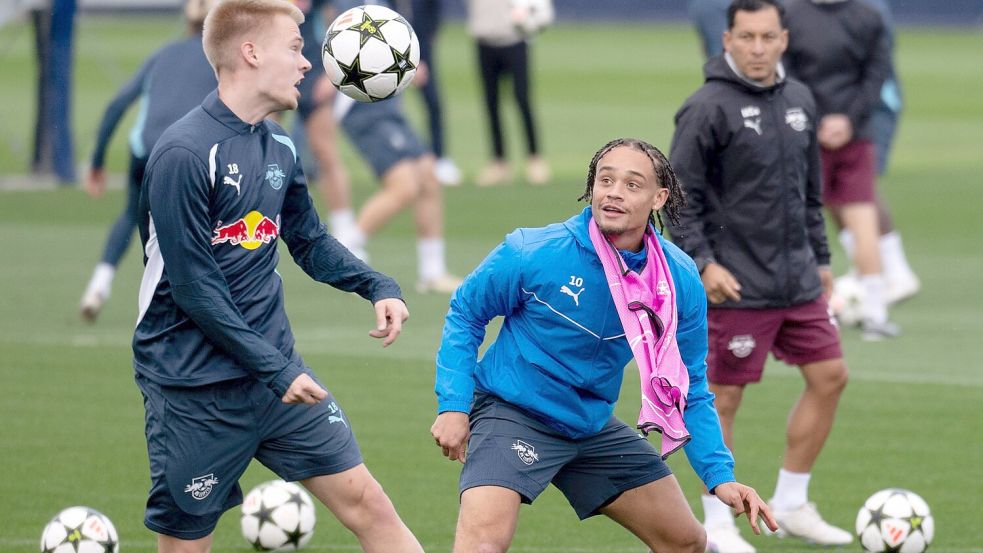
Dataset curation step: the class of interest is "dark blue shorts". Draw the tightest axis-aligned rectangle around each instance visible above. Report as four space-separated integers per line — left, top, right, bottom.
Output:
341 101 426 178
136 374 362 540
461 393 672 520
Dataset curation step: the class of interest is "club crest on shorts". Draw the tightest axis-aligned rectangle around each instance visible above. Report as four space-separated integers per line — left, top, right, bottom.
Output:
184 473 219 500
265 163 286 190
727 335 756 358
511 440 539 465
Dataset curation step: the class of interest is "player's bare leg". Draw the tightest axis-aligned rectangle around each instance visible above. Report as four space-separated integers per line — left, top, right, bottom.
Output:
769 358 852 545
703 383 754 552
785 358 848 472
600 475 706 552
356 160 420 236
413 154 442 240
157 533 212 553
453 486 522 553
302 465 423 553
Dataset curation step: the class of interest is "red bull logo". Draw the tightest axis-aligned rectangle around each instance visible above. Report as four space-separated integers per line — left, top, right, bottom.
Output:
211 211 280 250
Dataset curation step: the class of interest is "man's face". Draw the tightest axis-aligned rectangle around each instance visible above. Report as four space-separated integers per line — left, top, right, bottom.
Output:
590 146 668 250
254 13 311 111
723 7 787 85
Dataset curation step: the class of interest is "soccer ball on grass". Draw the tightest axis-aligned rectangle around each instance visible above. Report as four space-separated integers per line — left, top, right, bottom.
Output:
856 488 934 553
322 4 419 102
40 506 119 553
241 479 317 551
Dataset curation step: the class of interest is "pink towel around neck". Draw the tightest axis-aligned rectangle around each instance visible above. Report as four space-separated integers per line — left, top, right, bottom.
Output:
588 217 691 458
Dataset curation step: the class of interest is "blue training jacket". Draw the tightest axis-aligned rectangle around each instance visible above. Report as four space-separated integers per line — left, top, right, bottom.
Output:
435 207 735 491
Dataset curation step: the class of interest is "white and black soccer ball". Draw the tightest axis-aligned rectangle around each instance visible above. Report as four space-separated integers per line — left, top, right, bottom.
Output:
322 4 420 102
40 506 119 553
241 480 316 551
829 274 864 327
856 488 934 553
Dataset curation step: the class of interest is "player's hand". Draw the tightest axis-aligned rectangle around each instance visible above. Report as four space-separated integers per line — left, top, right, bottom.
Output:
713 482 779 535
85 167 107 198
431 411 470 463
369 298 409 347
313 75 336 104
819 265 834 298
701 263 742 304
282 373 328 405
818 113 853 150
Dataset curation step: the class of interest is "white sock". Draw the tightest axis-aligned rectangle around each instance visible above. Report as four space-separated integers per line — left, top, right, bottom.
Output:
84 262 116 300
702 494 735 528
879 232 917 284
329 209 357 238
860 273 888 324
772 469 811 512
417 238 447 282
838 229 855 262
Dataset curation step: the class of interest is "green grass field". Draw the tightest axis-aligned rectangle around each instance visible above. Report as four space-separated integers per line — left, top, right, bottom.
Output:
2 14 983 552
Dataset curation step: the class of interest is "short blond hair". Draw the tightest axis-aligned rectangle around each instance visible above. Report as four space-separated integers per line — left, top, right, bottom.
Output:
202 0 304 74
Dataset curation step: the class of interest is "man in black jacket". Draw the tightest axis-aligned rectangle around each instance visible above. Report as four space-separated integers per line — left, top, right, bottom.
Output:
668 1 852 550
782 0 899 340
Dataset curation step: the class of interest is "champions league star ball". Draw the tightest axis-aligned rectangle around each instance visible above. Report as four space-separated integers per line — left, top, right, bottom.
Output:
241 480 317 551
322 4 420 102
40 506 119 553
856 488 934 553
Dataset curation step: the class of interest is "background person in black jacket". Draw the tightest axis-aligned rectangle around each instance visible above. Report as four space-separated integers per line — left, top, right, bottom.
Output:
782 0 899 340
668 1 852 550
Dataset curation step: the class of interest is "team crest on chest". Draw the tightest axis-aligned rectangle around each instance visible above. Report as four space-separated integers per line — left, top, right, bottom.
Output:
265 163 286 190
785 107 808 131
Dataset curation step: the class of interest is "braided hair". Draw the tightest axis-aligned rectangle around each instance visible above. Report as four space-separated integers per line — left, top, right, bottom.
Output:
578 138 685 231
577 138 686 230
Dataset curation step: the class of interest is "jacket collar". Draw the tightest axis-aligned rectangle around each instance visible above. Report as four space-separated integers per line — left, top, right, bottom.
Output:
201 90 268 135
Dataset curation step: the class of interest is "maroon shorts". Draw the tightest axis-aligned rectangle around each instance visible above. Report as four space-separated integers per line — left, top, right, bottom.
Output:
821 139 877 206
707 297 843 386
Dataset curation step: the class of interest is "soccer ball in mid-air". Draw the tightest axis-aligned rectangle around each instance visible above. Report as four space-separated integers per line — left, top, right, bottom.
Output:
856 488 934 553
829 274 864 327
241 480 316 551
322 4 419 102
40 506 119 553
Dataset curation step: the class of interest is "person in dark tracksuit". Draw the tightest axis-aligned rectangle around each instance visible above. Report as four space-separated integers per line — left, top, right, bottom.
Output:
133 1 422 551
79 0 217 322
668 1 851 549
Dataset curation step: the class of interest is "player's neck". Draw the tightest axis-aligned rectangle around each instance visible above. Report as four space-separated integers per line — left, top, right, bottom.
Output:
217 82 276 125
605 230 645 253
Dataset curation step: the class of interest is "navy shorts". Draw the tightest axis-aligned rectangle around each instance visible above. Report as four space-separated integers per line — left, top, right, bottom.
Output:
461 393 672 520
707 297 843 386
341 101 426 178
136 374 362 540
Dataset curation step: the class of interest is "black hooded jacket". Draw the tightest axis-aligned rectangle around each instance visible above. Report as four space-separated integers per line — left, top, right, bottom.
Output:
668 54 830 309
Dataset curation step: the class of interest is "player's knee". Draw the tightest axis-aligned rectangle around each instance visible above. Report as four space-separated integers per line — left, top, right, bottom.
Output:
662 524 706 553
475 543 507 553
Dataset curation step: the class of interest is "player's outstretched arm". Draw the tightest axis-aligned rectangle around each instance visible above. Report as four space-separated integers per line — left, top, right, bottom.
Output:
368 298 409 347
713 482 779 535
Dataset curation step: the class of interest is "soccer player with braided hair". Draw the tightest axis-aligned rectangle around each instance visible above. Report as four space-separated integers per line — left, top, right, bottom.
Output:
431 138 776 552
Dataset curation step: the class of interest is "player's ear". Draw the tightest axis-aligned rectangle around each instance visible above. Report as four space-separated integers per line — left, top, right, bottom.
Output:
651 187 669 212
241 41 260 68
